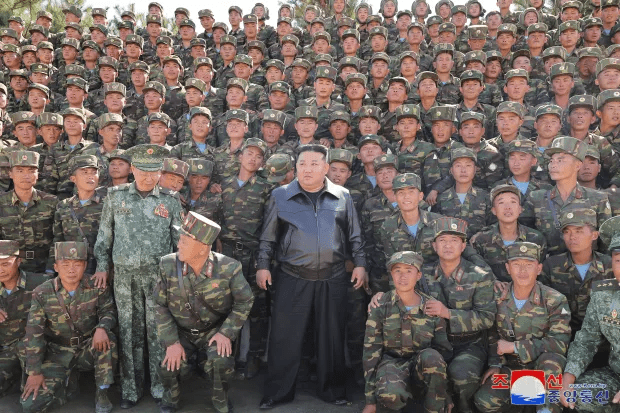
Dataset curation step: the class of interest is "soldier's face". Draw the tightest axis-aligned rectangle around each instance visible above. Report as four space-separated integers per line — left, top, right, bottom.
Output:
577 57 598 77
396 117 420 140
597 102 620 126
491 192 522 223
596 68 620 90
451 12 466 27
468 38 486 51
497 33 516 50
578 156 601 183
295 118 319 139
297 151 329 189
497 112 524 137
104 93 125 113
185 88 205 107
38 125 62 146
602 6 619 23
427 24 439 37
544 57 564 74
431 120 453 145
583 27 601 43
314 78 335 99
433 53 453 74
534 114 562 139
9 76 27 92
13 123 37 146
221 43 237 61
180 26 195 40
343 37 359 54
226 86 247 107
268 91 289 110
438 32 456 44
523 12 538 26
127 44 143 61
459 120 484 145
407 28 424 45
66 85 86 105
109 159 131 179
63 115 85 137
247 48 262 65
9 166 38 189
569 107 596 131
262 121 283 144
460 79 484 100
527 32 546 49
359 118 381 135
312 39 329 54
159 172 185 192
200 16 215 30
0 256 20 286
358 143 383 164
612 252 620 281
71 167 99 191
100 124 122 147
397 15 412 30
244 23 257 38
37 49 53 64
163 62 181 81
504 78 529 100
345 81 366 100
485 60 502 79
91 29 106 44
439 4 451 18
144 91 164 110
195 66 214 85
451 158 476 184
131 166 161 191
333 0 346 13
371 61 389 78
370 35 387 52
512 56 531 72
376 166 397 190
329 120 351 141
147 121 170 144
189 174 211 195
234 63 252 79
178 234 210 261
266 67 285 84
548 153 581 182
505 259 541 287
99 66 117 83
395 187 423 212
432 235 466 260
560 29 580 48
147 23 162 37
508 151 537 179
54 259 86 286
229 11 242 26
27 89 48 109
22 52 36 67
387 83 407 103
226 119 248 139
276 22 292 37
327 161 351 185
240 146 265 173
390 263 420 293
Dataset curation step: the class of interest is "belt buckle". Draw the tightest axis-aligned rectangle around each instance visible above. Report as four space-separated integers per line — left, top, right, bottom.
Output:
70 337 80 347
190 329 200 336
235 242 244 251
26 251 34 260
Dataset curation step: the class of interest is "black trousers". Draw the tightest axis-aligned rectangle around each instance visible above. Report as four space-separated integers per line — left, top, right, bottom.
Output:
263 270 349 403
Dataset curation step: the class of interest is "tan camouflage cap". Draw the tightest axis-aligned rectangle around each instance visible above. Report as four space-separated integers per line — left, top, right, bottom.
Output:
97 113 123 129
602 0 620 7
596 58 620 77
187 158 214 177
345 73 367 88
147 112 170 127
373 153 398 171
429 106 457 122
109 149 131 164
220 35 237 46
234 54 254 68
143 81 165 96
583 17 603 29
387 250 423 271
180 211 221 245
395 104 421 122
342 29 360 42
399 51 419 64
585 146 601 161
0 240 19 259
497 23 517 36
98 56 119 70
64 23 83 34
69 154 98 174
103 82 126 97
37 41 54 51
247 40 266 54
125 144 170 171
535 104 563 119
2 44 20 54
227 78 249 93
146 14 163 25
608 44 620 58
61 37 80 50
66 63 87 78
28 82 50 97
162 56 183 71
11 111 36 125
328 149 354 167
506 139 537 155
545 136 587 161
578 47 603 60
559 20 580 33
156 35 173 46
162 158 189 178
505 68 529 82
241 138 268 155
262 109 285 127
30 63 50 75
291 58 312 71
438 22 456 34
339 56 361 70
359 105 382 120
178 18 195 29
90 24 109 36
189 107 212 122
560 208 597 230
460 69 484 83
527 22 548 34
392 173 422 191
226 109 249 124
549 62 576 80
55 241 88 261
315 66 337 81
464 51 487 65
506 242 540 262
497 101 525 118
597 89 620 109
542 46 567 61
38 112 63 127
450 147 477 164
599 216 620 250
281 34 299 47
295 106 318 121
175 7 190 16
569 95 596 113
125 34 144 48
490 184 521 204
368 26 388 39
433 43 455 57
468 25 487 39
264 154 294 183
62 108 86 123
433 217 468 240
185 78 207 93
371 52 391 64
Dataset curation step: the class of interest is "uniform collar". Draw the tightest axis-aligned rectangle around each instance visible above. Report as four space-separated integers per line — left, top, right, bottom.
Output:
128 181 161 197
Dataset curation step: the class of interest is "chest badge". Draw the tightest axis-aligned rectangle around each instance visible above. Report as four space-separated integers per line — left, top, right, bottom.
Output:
613 309 618 319
456 286 463 291
154 203 169 218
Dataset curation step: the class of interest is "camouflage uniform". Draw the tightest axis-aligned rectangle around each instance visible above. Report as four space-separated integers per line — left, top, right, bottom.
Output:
85 113 138 148
134 112 178 148
53 138 99 200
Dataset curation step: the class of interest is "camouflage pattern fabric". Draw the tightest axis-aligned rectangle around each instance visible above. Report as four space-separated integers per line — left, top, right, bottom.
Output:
431 186 492 238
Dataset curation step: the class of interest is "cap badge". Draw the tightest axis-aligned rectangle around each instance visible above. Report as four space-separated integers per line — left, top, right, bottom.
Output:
567 212 574 219
197 164 203 169
271 167 276 172
579 97 585 102
520 245 528 252
450 223 458 230
22 155 27 160
147 148 154 155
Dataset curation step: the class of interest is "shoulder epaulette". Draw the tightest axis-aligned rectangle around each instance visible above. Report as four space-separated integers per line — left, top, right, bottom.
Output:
592 279 620 292
109 183 131 192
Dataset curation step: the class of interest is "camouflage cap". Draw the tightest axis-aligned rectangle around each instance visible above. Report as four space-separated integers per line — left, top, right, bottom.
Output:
395 104 421 121
149 1 164 11
128 61 149 75
459 112 485 126
392 173 422 191
179 211 221 246
505 68 529 83
243 14 258 24
262 109 285 127
234 54 254 68
185 78 207 93
241 138 268 155
281 34 299 47
156 35 173 46
358 134 384 149
98 56 119 70
506 139 537 155
433 43 455 56
8 15 23 24
342 72 367 90
295 106 318 121
38 112 63 127
417 71 439 85
439 22 456 34
227 78 249 93
328 149 354 166
175 7 190 16
315 66 337 82
497 23 517 36
433 217 468 240
143 81 165 97
103 82 126 97
62 5 83 18
582 17 603 29
187 158 214 177
21 45 37 54
162 55 183 70
147 112 170 127
125 34 144 48
278 17 293 25
64 22 83 34
359 105 382 120
118 21 135 31
371 52 390 64
452 4 467 14
407 22 425 34
527 22 548 34
549 62 576 80
559 208 597 230
98 113 124 128
194 57 214 69
596 58 620 77
386 250 423 271
247 40 265 55
585 145 601 161
542 46 567 61
506 242 540 262
490 184 521 203
460 69 484 83
342 28 360 42
62 108 86 123
464 51 487 65
162 158 189 178
55 241 88 261
226 109 249 124
0 29 18 42
29 24 49 37
28 83 50 98
314 53 333 65
91 7 106 17
109 149 130 163
0 84 6 96
373 153 398 171
329 110 351 125
535 103 563 119
602 0 619 7
66 77 88 92
65 63 87 77
8 69 28 78
486 50 504 62
559 20 580 33
69 154 98 174
125 144 170 171
269 81 290 95
497 101 525 117
37 10 53 20
545 136 587 161
190 38 207 48
90 24 109 36
597 89 620 109
263 60 284 74
388 77 410 94
82 40 102 53
468 25 487 39
578 47 603 60
312 30 331 44
189 106 212 121
11 111 36 125
105 37 123 49
426 15 442 26
291 58 312 70
9 150 39 168
264 153 294 183
450 147 477 164
178 18 195 29
429 105 457 122
0 240 19 259
599 216 620 250
609 45 620 59
399 51 419 64
368 26 388 39
37 41 54 51
339 56 361 70
562 0 582 10
121 10 136 19
212 22 229 32
146 14 163 25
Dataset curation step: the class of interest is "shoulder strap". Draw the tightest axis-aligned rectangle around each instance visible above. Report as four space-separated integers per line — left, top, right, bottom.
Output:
68 204 89 249
546 190 561 229
54 288 80 336
176 257 226 323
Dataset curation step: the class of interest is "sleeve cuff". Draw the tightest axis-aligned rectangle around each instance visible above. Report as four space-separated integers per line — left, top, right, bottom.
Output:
353 258 367 269
256 260 271 271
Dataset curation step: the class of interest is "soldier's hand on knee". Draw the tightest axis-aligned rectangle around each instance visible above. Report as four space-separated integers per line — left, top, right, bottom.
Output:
22 374 47 401
613 390 620 404
92 327 110 352
92 271 108 289
481 367 501 384
209 332 232 357
0 309 7 323
361 404 376 413
162 342 186 371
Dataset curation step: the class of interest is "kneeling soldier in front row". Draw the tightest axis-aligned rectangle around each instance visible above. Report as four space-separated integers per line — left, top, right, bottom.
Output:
154 212 254 413
21 241 118 413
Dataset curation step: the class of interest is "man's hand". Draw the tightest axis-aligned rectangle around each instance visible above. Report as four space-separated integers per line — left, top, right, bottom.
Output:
368 292 384 311
92 272 108 289
560 373 576 409
162 342 186 372
496 339 516 355
22 374 47 401
0 309 8 323
444 401 454 413
215 239 223 254
494 281 509 295
209 332 232 357
424 299 450 319
481 367 501 385
612 390 620 404
426 190 439 206
345 260 355 272
319 138 331 147
210 183 222 194
92 328 110 352
361 404 377 413
257 269 272 290
351 267 367 290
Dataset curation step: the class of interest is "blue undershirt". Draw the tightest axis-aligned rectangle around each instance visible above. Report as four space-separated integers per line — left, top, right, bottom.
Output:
196 142 207 153
503 239 515 246
367 175 377 188
457 193 467 204
511 177 529 195
237 179 246 188
512 290 527 311
5 289 11 295
575 263 592 281
407 221 419 236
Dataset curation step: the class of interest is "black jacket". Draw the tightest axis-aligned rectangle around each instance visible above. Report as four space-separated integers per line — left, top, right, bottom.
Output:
257 178 366 280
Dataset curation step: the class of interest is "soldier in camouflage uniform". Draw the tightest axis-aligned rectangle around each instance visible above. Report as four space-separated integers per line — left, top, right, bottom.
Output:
212 109 250 184
93 144 183 407
345 134 384 203
21 242 117 413
474 242 571 413
433 43 462 105
362 251 453 413
155 212 253 413
83 114 125 188
134 81 178 148
299 66 346 140
456 69 497 141
32 112 63 195
326 148 365 211
175 78 206 144
183 158 222 224
159 158 189 193
84 83 138 148
210 78 260 147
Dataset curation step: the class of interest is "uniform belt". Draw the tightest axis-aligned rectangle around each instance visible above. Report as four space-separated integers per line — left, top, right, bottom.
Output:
281 262 344 280
222 241 253 252
18 249 48 260
447 331 482 344
49 334 92 347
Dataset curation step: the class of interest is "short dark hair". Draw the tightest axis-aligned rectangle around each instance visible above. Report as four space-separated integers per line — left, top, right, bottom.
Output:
297 144 327 160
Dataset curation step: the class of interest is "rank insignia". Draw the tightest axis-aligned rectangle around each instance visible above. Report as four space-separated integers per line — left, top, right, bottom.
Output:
154 203 169 218
613 309 618 319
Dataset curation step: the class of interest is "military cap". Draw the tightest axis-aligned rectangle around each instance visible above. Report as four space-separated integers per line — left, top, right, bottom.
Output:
291 58 312 71
560 208 597 230
175 7 190 16
121 10 136 19
497 23 518 36
387 251 423 271
226 109 249 124
596 58 620 77
155 35 173 47
433 43 455 56
505 68 529 83
29 24 49 37
328 111 351 125
180 212 221 246
0 84 6 96
438 22 456 35
247 40 265 55
90 8 106 18
66 63 86 77
395 104 421 121
5 16 21 26
295 106 318 121
184 78 206 93
146 14 162 25
37 41 54 51
188 158 214 177
388 77 411 94
433 217 468 240
125 144 169 171
602 0 619 7
90 24 109 36
37 10 53 20
179 19 195 29
262 109 285 127
21 45 37 55
417 71 439 85
373 153 398 171
583 17 603 30
148 1 163 10
118 21 135 31
64 22 83 34
585 146 601 161
599 216 620 250
486 50 504 62
162 158 189 178
213 22 229 32
278 17 293 25
559 20 580 33
490 184 521 203
506 139 537 155
339 56 361 70
511 49 531 65
281 34 299 47
1 44 19 55
328 149 355 166
28 83 50 98
264 154 293 183
95 113 123 130
460 111 485 125
194 57 214 69
527 23 548 34
396 10 413 20
535 103 563 120
358 134 384 149
392 173 422 191
506 242 540 262
62 108 87 123
62 5 83 18
497 101 525 117
359 105 382 120
9 150 39 168
342 29 360 42
188 107 212 122
103 82 126 97
69 154 98 174
243 14 259 25
371 52 391 65
578 47 603 60
98 56 119 70
452 4 467 14
11 111 36 125
597 89 620 109
399 51 419 64
9 69 28 78
315 66 337 82
429 106 457 122
369 26 388 39
545 136 587 161
233 54 253 68
198 9 214 18
142 81 164 97
55 241 88 261
269 81 290 95
427 15 443 26
66 77 88 92
313 30 331 44
450 147 477 164
147 112 170 127
227 78 248 93
542 46 567 61
242 138 268 155
549 62 576 81
109 149 130 163
38 112 63 127
0 28 18 40
104 37 124 49
129 61 149 74
460 69 484 83
162 56 183 71
125 34 144 48
0 240 19 259
229 5 243 14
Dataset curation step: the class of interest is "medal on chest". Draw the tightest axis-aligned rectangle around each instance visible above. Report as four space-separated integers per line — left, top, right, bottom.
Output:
154 203 169 218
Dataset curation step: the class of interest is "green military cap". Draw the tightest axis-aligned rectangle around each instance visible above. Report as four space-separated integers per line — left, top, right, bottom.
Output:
21 45 37 55
189 107 212 122
602 0 620 7
227 78 249 93
434 43 455 56
156 35 173 46
147 112 170 127
486 50 504 62
247 40 266 55
266 60 285 73
393 173 422 191
28 83 50 98
527 22 548 34
506 139 537 155
98 56 119 70
98 113 124 129
38 112 63 127
281 34 299 47
452 4 467 14
62 4 83 18
329 111 351 124
511 49 530 65
125 34 144 48
118 21 135 31
550 62 575 80
408 22 425 34
0 240 19 259
243 14 258 24
490 184 521 203
121 10 136 19
37 41 54 51
213 22 229 32
0 28 18 40
226 109 249 124
371 52 390 64
180 211 221 246
599 216 620 250
190 38 207 48
278 17 293 25
506 242 540 262
175 7 190 16
389 77 410 93
149 1 164 11
315 53 333 65
9 69 28 78
262 109 285 127
359 105 382 120
395 104 421 122
103 82 126 97
542 46 567 61
505 68 529 82
179 19 195 29
460 69 484 83
312 30 331 44
55 241 88 261
69 154 98 174
498 23 517 36
90 24 109 36
315 66 337 81
11 111 36 125
596 58 620 77
162 158 189 178
438 22 456 34
497 101 525 117
328 149 355 166
234 54 254 67
468 25 487 39
194 57 214 69
295 106 318 121
342 29 360 42
417 71 439 85
29 24 49 37
373 153 398 171
66 63 87 78
0 84 6 96
387 251 423 271
559 208 597 230
460 111 485 125
545 136 587 161
358 134 384 149
37 10 53 20
129 61 150 73
369 26 388 39
229 5 242 14
91 7 107 17
162 55 183 70
597 89 620 109
339 56 361 70
66 77 88 92
8 15 24 25
125 144 169 171
451 147 477 164
146 14 162 25
582 17 603 30
188 158 214 177
264 153 294 183
104 37 124 49
9 150 39 168
109 149 130 164
433 217 468 240
65 22 83 34
291 58 312 71
562 0 583 10
429 105 457 122
578 47 603 60
269 81 290 95
62 108 86 123
585 146 601 161
559 20 581 33
185 78 206 93
396 10 413 19
535 103 563 119
427 15 443 26
144 81 165 97
242 138 268 155
399 51 419 64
